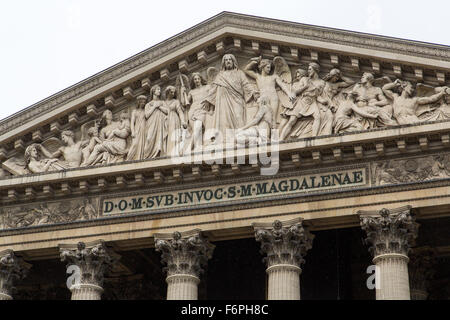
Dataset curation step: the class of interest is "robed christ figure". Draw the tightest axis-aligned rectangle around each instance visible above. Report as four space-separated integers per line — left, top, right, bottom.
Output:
203 54 257 141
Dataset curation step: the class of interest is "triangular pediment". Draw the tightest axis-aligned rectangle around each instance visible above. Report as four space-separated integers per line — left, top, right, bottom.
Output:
0 11 449 182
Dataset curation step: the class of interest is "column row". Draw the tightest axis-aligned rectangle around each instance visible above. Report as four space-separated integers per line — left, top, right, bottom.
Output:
0 206 436 300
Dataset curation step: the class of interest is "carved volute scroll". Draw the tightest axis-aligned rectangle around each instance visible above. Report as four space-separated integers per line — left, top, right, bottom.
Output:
358 206 419 257
253 218 314 268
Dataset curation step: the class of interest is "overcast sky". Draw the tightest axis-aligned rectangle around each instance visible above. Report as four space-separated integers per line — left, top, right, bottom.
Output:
1 0 449 121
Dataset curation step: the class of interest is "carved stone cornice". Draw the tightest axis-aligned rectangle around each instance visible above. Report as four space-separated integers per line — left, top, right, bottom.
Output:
252 218 314 268
409 246 437 298
0 250 31 299
1 12 449 143
154 229 215 278
59 240 120 288
358 206 419 257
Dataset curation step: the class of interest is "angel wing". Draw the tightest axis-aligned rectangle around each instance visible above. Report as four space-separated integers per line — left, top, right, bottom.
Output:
273 56 292 84
207 67 219 85
175 73 190 106
41 137 63 154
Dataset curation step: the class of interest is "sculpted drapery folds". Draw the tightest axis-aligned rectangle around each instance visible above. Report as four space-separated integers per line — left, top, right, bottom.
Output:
280 62 331 140
126 95 148 161
202 54 257 141
10 52 450 176
144 85 168 159
83 110 131 166
165 86 188 157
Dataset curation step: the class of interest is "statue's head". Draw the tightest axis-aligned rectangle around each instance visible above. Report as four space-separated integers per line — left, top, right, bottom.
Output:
221 54 238 71
191 73 206 88
400 81 415 96
150 85 161 100
308 62 320 77
136 95 147 107
24 144 39 164
295 68 307 80
61 130 74 144
258 59 272 74
324 68 341 82
164 86 177 99
361 72 375 84
102 109 113 122
87 126 98 138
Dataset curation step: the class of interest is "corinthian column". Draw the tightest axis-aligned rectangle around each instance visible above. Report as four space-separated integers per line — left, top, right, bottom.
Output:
358 206 419 300
0 250 31 300
252 218 314 300
409 247 436 300
59 240 120 300
155 229 214 300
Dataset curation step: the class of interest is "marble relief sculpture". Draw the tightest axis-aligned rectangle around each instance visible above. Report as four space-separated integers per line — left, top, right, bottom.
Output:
236 96 273 145
126 95 148 161
352 73 397 128
83 110 130 166
25 144 67 173
144 85 168 159
280 63 331 140
180 73 212 151
202 54 258 142
382 79 448 125
165 86 188 157
7 52 450 177
244 56 295 126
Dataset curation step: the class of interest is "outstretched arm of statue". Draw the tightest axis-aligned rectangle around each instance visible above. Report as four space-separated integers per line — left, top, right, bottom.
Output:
337 76 355 88
417 89 447 105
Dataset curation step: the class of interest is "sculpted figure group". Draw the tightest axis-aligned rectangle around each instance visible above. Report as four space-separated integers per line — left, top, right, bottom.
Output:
21 53 450 174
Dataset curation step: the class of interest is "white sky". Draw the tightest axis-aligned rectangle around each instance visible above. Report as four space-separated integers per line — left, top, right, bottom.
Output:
1 0 449 121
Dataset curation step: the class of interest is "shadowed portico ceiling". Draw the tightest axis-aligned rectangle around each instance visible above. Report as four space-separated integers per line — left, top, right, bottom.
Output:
1 11 450 145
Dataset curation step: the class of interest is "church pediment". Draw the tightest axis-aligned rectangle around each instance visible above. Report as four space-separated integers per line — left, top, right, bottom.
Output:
0 12 450 199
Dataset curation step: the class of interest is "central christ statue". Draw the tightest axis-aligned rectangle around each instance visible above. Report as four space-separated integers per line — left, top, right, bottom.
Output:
203 54 256 141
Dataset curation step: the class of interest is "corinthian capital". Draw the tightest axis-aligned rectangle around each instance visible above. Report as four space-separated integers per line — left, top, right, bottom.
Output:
154 229 215 278
358 206 419 257
0 250 31 298
252 218 314 268
59 240 120 287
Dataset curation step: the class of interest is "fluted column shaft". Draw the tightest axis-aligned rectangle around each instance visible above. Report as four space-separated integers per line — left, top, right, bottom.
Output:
359 206 419 300
253 218 314 301
0 250 31 300
373 253 410 300
267 264 301 300
70 283 104 300
155 230 214 301
166 274 200 300
59 240 120 300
